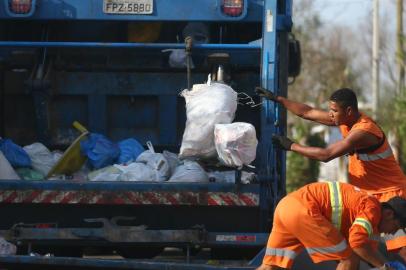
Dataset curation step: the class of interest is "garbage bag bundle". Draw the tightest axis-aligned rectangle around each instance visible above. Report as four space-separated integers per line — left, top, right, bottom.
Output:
0 237 16 255
136 142 170 181
23 142 56 176
117 138 145 165
16 168 43 181
214 122 258 167
116 162 156 182
0 138 31 168
88 165 122 181
80 133 120 169
0 151 20 180
179 82 237 159
168 161 209 183
163 150 181 175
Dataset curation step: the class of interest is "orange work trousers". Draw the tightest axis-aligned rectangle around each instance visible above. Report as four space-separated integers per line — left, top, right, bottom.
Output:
262 195 352 268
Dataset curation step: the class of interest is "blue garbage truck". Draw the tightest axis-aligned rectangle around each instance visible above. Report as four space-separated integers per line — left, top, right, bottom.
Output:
0 0 299 269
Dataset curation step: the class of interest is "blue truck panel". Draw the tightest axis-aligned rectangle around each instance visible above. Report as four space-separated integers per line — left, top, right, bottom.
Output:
0 0 293 268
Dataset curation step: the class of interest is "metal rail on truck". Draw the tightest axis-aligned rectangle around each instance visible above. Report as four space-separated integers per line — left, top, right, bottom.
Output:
0 255 258 270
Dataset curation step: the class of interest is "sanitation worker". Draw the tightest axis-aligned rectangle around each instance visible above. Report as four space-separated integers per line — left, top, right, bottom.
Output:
256 182 406 270
256 87 406 256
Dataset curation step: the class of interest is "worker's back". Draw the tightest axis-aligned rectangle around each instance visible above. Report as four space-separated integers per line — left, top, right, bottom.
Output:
290 182 381 241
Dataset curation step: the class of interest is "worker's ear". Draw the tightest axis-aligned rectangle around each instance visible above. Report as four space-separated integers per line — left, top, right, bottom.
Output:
382 208 396 221
345 106 352 116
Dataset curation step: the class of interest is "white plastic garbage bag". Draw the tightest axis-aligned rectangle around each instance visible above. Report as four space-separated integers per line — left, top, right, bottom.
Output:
115 162 157 182
214 122 258 167
23 142 56 176
163 49 195 69
0 151 20 180
179 82 237 159
162 150 181 175
136 142 170 181
207 170 235 183
88 166 122 181
0 236 16 255
168 161 209 183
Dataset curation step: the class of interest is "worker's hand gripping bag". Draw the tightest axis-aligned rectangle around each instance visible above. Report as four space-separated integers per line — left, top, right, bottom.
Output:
179 82 237 159
214 122 258 167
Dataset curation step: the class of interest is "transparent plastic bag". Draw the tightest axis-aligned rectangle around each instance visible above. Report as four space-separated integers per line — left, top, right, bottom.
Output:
23 142 55 176
214 122 258 167
179 82 237 159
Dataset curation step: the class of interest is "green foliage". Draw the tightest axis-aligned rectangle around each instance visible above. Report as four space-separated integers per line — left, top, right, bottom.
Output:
285 0 363 193
393 97 406 170
286 121 326 193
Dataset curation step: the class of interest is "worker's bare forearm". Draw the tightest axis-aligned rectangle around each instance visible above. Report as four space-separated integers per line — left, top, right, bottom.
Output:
290 144 333 162
275 96 313 119
352 245 387 268
275 96 333 125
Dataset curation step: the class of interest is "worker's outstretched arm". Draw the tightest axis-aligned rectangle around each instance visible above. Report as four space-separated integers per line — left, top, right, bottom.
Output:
255 87 334 126
272 129 377 162
352 244 389 269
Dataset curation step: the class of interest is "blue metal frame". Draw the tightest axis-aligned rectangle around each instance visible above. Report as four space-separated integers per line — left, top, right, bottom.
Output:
0 180 259 193
0 256 257 270
0 0 262 22
0 41 261 49
0 0 293 267
258 0 291 229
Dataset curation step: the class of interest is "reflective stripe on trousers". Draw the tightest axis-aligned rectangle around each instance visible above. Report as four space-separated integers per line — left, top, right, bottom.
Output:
328 182 343 230
265 248 297 260
306 239 348 255
357 147 393 161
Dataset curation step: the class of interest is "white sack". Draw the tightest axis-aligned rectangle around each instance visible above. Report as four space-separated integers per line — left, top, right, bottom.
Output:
136 152 170 181
115 162 157 182
180 82 237 159
23 142 56 176
214 122 258 167
88 166 122 181
162 150 181 175
168 161 209 183
0 237 16 255
0 151 20 180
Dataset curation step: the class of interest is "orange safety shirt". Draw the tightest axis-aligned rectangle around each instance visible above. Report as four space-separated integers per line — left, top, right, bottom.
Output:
263 182 381 268
339 113 406 196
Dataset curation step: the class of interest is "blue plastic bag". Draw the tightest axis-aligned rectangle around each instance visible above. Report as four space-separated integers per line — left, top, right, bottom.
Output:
80 133 120 169
387 261 406 270
117 138 144 165
0 139 31 168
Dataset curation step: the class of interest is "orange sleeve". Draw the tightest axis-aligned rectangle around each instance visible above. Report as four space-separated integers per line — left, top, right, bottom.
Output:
348 201 381 249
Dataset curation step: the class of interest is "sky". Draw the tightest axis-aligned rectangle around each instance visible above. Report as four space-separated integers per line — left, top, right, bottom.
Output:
313 0 396 27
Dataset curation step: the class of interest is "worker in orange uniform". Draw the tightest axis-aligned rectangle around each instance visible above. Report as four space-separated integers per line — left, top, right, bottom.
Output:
256 182 406 270
256 87 406 257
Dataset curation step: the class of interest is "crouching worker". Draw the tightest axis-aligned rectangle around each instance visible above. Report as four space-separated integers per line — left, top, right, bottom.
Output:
257 182 406 270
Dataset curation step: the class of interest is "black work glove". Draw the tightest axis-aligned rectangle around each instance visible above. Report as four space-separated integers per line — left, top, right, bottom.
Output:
255 87 278 102
272 134 294 151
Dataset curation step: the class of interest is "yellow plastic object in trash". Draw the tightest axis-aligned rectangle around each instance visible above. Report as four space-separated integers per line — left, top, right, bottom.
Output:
46 121 89 178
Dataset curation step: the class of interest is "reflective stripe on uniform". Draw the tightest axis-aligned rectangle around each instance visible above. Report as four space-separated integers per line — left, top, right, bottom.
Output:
353 218 373 236
306 239 348 255
328 182 343 230
357 147 393 161
265 248 297 260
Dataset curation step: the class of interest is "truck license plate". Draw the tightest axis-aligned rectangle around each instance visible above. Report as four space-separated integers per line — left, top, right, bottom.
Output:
103 0 153 15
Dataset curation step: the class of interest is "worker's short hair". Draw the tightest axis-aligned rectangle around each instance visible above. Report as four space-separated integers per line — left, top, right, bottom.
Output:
329 88 358 111
382 196 406 228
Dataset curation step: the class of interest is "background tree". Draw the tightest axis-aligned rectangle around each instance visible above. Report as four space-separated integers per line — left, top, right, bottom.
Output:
286 0 362 191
